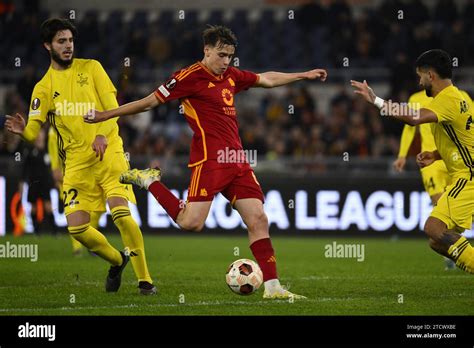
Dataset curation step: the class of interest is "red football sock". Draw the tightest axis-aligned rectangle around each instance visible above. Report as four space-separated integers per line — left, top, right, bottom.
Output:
148 181 183 221
250 238 278 281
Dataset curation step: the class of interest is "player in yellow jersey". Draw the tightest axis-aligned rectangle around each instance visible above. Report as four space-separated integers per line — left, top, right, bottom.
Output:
6 18 156 294
351 49 474 275
393 90 450 202
393 89 474 269
48 127 103 256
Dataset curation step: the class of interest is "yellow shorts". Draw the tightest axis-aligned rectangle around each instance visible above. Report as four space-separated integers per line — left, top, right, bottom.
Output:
420 160 451 197
430 178 474 231
62 149 136 216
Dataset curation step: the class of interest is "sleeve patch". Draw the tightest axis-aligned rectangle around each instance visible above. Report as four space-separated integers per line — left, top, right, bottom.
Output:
28 110 41 116
165 78 177 90
158 85 170 97
31 98 41 110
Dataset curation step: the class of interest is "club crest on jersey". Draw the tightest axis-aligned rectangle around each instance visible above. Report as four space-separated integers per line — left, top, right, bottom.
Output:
165 78 177 90
222 88 234 106
77 73 89 86
31 98 40 110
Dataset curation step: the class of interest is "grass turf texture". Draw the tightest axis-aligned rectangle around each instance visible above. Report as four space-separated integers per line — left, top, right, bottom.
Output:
0 234 472 315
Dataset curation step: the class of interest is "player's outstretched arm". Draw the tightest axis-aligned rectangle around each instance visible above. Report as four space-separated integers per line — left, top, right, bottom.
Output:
255 68 327 88
350 80 437 125
84 93 160 123
5 113 43 143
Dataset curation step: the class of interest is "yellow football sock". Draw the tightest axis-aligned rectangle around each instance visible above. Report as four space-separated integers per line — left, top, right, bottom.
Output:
70 235 83 254
68 223 122 266
111 206 153 283
448 236 474 274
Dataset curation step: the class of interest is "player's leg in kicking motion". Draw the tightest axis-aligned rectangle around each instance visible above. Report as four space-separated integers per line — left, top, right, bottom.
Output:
233 198 306 299
120 167 306 299
67 210 129 291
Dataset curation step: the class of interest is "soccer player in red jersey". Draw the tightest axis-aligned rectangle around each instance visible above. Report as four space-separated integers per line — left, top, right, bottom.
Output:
84 25 327 299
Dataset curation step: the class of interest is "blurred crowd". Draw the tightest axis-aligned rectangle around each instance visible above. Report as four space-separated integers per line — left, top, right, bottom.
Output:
1 0 474 160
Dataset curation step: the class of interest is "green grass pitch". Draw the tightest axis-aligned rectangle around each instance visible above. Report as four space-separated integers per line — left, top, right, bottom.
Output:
0 234 473 315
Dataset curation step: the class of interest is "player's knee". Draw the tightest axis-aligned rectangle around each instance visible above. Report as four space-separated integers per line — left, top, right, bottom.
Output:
179 219 205 232
428 238 438 250
246 212 268 233
423 218 440 240
67 223 90 239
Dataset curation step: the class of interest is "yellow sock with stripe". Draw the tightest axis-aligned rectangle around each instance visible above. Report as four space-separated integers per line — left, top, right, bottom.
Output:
448 236 474 273
111 206 153 283
68 223 122 266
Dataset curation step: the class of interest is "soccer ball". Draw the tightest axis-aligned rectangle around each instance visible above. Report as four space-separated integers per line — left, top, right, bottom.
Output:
225 259 263 295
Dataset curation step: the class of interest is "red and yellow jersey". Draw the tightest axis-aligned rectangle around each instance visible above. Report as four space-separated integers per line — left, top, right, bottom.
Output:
154 61 259 167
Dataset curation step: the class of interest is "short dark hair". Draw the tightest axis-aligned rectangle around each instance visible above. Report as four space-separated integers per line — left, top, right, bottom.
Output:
415 49 452 79
40 18 77 43
202 25 237 48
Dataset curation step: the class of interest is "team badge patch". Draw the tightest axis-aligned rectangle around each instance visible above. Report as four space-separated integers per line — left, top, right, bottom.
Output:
31 98 40 110
165 78 177 90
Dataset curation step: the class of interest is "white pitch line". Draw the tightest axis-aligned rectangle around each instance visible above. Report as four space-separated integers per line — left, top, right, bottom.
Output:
0 297 354 313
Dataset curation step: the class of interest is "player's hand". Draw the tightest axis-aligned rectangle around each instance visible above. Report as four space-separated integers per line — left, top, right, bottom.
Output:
416 151 435 168
392 157 406 172
304 69 327 82
350 80 376 104
84 109 107 123
92 135 108 161
5 113 26 135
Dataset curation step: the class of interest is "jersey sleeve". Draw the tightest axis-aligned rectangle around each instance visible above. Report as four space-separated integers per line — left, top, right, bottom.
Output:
231 68 259 94
91 60 120 137
424 94 456 123
460 90 473 105
47 127 62 172
153 71 196 103
27 84 50 123
91 60 118 108
23 84 50 142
